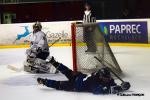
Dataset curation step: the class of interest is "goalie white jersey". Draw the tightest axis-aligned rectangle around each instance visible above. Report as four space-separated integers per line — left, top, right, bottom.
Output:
30 31 49 52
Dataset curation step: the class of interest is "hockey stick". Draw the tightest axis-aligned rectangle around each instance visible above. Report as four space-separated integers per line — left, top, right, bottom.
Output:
7 65 23 72
7 64 50 73
49 37 61 47
94 56 124 83
94 57 131 91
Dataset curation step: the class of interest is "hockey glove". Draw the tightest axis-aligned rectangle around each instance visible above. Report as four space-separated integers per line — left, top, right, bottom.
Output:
121 82 131 91
37 77 47 85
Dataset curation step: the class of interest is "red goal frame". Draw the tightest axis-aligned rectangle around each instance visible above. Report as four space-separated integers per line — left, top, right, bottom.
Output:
71 23 77 72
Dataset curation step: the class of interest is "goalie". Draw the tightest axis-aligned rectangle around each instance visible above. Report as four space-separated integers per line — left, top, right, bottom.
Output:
24 21 57 74
37 57 131 94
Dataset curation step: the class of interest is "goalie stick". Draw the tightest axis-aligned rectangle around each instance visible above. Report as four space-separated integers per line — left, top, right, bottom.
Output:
49 37 61 47
7 64 48 73
7 65 23 72
7 64 58 74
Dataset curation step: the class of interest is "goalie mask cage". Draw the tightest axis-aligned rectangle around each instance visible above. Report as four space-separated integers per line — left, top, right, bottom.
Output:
71 22 122 74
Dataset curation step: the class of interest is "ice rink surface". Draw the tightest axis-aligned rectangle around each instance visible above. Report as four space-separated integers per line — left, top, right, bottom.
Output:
0 46 150 100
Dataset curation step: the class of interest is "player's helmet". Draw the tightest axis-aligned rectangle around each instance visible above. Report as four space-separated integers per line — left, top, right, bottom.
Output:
33 21 42 30
97 67 111 78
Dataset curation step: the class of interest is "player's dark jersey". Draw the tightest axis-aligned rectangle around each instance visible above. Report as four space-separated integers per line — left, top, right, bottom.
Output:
74 72 117 94
37 61 120 94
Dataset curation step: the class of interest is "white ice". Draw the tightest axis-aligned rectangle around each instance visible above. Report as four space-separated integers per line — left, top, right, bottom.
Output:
0 46 150 100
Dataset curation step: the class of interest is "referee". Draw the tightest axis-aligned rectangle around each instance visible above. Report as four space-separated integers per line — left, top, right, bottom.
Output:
83 3 97 53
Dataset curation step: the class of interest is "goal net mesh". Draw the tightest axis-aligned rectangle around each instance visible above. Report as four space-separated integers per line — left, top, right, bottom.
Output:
71 22 122 74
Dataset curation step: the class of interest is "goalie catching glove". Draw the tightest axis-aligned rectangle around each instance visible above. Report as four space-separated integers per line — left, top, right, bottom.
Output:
26 45 42 55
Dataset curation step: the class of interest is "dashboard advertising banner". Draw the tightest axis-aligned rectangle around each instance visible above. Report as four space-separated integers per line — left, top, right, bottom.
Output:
98 21 148 43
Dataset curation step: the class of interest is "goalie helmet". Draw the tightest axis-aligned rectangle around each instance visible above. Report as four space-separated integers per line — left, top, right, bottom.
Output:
33 21 42 30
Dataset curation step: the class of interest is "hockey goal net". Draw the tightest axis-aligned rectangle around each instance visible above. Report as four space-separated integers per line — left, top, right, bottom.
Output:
71 22 122 74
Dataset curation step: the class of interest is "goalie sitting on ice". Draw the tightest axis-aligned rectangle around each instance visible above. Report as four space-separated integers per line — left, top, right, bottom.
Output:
37 57 131 94
24 21 57 74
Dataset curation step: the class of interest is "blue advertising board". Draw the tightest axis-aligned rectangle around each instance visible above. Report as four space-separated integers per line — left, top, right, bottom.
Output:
98 21 148 43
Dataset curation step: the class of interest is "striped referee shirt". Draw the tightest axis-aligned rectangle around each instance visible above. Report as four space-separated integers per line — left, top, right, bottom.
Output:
83 10 96 23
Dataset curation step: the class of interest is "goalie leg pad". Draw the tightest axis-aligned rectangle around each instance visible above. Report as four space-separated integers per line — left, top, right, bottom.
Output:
24 58 58 74
24 61 38 73
34 58 54 73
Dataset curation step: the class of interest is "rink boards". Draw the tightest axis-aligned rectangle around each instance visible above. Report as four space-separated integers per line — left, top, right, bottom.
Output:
0 43 150 49
0 19 150 48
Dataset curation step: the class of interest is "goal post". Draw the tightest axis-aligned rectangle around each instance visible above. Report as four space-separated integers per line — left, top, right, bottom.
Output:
71 23 77 71
71 22 122 74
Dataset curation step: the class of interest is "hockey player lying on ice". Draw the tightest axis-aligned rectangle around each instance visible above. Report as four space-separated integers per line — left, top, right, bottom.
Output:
37 57 131 94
